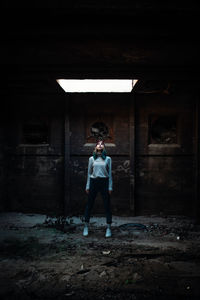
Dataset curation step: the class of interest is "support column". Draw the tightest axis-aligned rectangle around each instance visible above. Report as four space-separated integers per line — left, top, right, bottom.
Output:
64 97 70 216
129 94 136 214
195 95 200 223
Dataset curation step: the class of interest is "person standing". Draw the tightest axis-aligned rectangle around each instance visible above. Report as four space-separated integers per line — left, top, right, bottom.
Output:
83 140 113 237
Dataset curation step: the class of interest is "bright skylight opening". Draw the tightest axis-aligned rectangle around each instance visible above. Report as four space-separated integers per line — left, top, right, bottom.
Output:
56 79 138 93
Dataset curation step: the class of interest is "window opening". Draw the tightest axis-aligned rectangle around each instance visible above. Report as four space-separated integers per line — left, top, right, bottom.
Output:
21 117 49 145
149 115 177 144
90 122 110 139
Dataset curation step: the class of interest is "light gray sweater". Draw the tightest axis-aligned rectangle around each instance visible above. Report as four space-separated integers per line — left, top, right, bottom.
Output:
86 156 113 191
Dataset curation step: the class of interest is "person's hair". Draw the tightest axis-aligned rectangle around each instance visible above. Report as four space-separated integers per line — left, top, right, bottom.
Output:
93 148 107 160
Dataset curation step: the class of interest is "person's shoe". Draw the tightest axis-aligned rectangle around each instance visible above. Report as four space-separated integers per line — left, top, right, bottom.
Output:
105 227 112 238
83 226 89 237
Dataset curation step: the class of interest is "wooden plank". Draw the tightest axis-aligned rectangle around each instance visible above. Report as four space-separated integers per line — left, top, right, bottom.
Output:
64 97 71 216
129 94 136 213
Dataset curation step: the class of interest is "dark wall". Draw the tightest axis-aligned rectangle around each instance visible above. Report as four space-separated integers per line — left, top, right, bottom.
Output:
1 2 200 218
68 89 197 217
1 85 199 218
135 91 196 216
3 95 64 214
69 94 131 216
0 117 5 212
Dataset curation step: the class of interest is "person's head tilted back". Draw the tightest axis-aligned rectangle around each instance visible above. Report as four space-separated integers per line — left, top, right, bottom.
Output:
93 140 107 160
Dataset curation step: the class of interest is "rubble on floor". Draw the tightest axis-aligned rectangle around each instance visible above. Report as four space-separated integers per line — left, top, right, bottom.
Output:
0 212 200 299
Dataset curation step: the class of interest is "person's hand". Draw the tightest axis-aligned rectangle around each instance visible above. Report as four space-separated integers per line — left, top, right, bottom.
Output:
86 189 89 194
109 190 112 195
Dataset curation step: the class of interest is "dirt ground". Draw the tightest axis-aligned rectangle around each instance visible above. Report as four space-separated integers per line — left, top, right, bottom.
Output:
0 212 200 300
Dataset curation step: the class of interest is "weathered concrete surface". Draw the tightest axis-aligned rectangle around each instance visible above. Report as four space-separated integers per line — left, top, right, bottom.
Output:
0 212 200 299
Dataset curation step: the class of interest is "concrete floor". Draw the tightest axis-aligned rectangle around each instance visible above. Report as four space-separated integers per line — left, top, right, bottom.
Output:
0 212 200 299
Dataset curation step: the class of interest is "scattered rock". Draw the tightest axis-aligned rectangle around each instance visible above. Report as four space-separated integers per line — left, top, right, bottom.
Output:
64 291 75 297
102 250 111 255
77 269 90 275
133 272 143 282
61 275 71 282
99 271 107 277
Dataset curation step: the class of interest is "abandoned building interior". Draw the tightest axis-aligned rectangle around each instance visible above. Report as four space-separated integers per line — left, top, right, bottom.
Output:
1 2 200 299
1 3 200 221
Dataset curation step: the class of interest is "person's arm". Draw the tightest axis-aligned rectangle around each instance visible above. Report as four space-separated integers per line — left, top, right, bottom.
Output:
108 157 113 191
86 157 93 191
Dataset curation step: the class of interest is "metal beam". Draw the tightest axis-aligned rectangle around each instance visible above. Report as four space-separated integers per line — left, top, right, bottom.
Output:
129 94 136 213
64 97 70 216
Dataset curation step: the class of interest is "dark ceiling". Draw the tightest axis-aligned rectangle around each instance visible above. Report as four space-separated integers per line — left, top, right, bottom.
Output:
1 1 200 94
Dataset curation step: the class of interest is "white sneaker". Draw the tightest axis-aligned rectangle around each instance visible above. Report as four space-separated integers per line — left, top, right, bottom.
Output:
105 227 112 238
83 226 88 237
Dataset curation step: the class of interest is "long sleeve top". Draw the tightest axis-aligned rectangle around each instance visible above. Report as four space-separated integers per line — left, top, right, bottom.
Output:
86 156 113 191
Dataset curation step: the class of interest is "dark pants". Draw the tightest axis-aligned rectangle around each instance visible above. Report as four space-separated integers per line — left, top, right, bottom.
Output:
84 177 112 224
